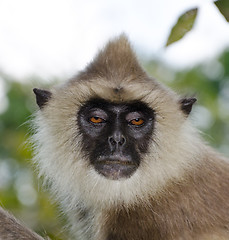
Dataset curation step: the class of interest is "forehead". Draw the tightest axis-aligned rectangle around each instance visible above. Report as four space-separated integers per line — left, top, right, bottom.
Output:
51 76 180 121
80 98 153 114
65 76 158 104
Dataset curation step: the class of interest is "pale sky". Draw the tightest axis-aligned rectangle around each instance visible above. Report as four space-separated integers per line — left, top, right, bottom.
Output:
0 0 229 80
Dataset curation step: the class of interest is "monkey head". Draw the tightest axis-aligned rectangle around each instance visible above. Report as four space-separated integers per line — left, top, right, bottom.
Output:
32 35 198 207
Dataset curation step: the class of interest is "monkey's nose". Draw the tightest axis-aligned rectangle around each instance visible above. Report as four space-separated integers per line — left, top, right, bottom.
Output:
108 131 126 151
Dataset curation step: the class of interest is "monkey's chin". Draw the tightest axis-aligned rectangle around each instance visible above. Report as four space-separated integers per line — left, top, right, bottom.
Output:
94 161 138 180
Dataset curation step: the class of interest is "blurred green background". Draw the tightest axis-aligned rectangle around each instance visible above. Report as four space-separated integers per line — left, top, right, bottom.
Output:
0 3 229 240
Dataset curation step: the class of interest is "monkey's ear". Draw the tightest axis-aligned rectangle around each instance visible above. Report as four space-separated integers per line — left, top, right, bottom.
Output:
33 88 52 109
179 97 197 115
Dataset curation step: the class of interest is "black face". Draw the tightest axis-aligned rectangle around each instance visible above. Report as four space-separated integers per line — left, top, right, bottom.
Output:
78 99 155 180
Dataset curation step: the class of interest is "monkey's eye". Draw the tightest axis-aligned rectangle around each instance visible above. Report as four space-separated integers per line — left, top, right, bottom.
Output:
130 118 144 126
89 116 105 124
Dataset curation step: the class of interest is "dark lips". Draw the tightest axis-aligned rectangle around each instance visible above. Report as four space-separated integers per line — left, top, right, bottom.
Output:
94 157 138 180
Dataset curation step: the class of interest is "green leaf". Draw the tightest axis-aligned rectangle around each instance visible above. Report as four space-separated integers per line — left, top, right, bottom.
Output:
166 8 198 47
215 0 229 22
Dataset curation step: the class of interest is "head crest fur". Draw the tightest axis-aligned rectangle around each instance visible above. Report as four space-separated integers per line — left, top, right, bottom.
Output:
77 34 147 83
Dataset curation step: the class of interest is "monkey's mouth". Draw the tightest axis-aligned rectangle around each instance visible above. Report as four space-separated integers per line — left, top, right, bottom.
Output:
94 157 138 180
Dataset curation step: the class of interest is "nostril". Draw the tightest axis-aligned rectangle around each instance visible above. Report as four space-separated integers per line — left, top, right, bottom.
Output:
119 136 126 146
109 136 116 146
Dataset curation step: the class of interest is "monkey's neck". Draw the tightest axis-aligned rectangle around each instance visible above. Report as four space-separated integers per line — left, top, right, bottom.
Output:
94 155 229 240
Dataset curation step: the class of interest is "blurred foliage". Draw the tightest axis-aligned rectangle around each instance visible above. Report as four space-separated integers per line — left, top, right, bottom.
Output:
215 0 229 22
166 8 198 46
0 76 67 239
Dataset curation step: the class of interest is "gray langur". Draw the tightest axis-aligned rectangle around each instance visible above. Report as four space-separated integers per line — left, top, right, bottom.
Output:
31 35 229 240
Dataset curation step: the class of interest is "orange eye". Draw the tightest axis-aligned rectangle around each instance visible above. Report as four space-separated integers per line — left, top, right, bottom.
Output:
90 117 104 124
130 118 144 126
